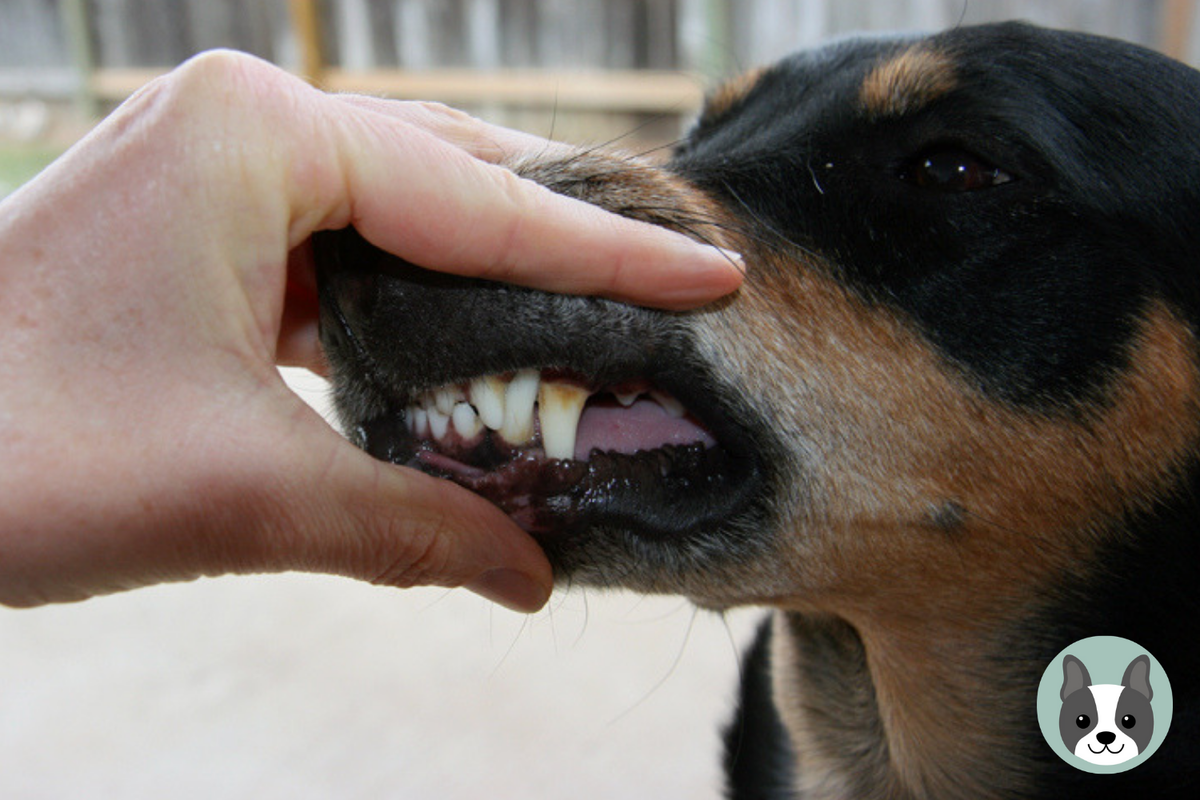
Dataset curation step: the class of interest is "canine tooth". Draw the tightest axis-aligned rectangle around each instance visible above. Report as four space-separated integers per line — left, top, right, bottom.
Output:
539 382 590 460
427 406 450 440
469 376 507 430
411 407 429 437
452 402 483 438
650 390 686 418
614 390 641 407
500 369 539 444
434 387 463 416
404 408 416 433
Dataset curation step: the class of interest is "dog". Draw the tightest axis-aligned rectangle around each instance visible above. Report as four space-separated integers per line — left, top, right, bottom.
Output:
316 21 1199 799
1059 654 1154 766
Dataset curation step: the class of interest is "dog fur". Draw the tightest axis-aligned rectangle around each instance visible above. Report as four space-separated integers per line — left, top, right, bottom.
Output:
317 22 1199 799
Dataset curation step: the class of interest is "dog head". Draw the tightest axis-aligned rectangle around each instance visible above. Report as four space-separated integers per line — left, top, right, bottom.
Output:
1060 654 1155 765
318 21 1200 620
318 22 1200 794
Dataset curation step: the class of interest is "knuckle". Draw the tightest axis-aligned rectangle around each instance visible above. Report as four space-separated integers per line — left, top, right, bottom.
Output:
413 100 474 123
479 167 546 281
369 508 458 589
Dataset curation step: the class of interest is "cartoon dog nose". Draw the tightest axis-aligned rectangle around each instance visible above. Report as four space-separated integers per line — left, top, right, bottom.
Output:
1096 731 1116 745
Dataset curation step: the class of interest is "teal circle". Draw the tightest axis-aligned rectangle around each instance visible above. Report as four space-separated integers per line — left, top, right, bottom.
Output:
1036 636 1173 774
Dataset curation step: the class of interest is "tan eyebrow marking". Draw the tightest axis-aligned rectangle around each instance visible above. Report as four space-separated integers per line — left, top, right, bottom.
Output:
860 47 957 118
700 66 768 127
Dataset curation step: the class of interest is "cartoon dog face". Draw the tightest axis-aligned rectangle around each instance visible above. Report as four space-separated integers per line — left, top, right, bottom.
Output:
1060 655 1154 765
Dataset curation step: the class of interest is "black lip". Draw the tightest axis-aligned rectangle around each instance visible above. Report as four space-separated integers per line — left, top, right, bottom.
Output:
315 228 766 544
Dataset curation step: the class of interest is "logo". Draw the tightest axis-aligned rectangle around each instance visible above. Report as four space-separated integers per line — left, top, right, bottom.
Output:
1037 636 1172 773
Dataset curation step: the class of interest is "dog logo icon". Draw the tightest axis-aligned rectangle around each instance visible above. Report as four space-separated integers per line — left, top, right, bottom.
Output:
1037 636 1172 773
1059 654 1153 765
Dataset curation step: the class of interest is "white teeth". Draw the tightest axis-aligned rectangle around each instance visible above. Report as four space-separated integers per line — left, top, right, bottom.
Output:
409 372 689 454
435 387 464 416
469 376 507 431
500 369 539 445
538 382 590 460
650 390 686 418
451 401 483 439
427 406 450 439
614 390 641 407
410 407 429 438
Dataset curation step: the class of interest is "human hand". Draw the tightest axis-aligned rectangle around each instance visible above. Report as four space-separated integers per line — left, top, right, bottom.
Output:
0 51 742 612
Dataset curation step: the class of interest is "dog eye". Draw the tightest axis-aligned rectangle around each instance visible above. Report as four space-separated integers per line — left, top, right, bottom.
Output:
900 147 1013 192
1121 714 1136 729
1075 714 1091 729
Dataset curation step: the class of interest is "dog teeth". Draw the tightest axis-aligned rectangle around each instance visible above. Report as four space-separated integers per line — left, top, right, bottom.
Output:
426 406 450 440
410 407 429 438
649 390 686 418
468 376 506 430
500 369 540 445
405 371 689 458
538 382 590 460
434 386 464 416
614 390 641 407
451 402 483 438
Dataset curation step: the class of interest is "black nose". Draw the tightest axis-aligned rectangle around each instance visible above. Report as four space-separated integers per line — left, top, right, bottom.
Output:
1096 731 1116 745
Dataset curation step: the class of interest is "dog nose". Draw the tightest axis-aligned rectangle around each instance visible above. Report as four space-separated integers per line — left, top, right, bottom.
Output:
1096 731 1116 745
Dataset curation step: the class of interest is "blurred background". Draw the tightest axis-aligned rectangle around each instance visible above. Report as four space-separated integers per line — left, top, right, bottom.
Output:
2 1 1198 798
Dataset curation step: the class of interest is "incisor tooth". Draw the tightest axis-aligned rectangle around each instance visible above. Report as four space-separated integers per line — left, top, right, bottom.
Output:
435 386 463 416
650 390 686 418
452 402 483 438
614 390 641 407
427 406 450 439
469 376 507 431
539 382 590 460
500 369 539 444
411 407 429 437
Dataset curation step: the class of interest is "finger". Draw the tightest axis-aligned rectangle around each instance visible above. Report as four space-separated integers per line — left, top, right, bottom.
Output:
237 406 554 612
332 95 571 165
313 98 745 310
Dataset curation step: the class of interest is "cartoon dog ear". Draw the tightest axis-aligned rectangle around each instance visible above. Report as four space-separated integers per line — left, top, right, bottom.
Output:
1122 655 1153 701
1061 655 1091 700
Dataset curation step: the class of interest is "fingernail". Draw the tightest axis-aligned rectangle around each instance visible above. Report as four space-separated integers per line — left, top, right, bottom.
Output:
714 248 746 274
466 569 551 613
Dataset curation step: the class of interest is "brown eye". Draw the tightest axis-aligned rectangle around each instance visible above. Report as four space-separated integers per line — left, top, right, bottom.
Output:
901 147 1013 192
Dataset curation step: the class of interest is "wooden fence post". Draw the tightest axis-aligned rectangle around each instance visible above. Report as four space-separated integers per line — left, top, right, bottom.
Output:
289 0 326 86
1163 0 1197 61
59 0 98 118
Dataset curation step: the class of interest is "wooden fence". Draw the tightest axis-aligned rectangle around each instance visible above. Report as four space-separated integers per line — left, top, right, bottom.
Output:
0 0 1197 122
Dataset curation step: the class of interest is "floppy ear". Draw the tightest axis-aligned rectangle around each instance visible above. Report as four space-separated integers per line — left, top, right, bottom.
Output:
1121 654 1153 701
1060 655 1091 700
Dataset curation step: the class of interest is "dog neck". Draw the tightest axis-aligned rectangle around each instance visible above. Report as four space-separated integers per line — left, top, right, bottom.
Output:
771 608 1039 800
769 476 1200 800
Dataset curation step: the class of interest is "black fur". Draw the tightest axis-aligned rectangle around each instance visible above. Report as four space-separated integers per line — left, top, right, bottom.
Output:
723 618 796 800
319 22 1200 799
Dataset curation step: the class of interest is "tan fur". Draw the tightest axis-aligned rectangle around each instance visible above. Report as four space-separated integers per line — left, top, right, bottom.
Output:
511 148 1200 798
690 248 1200 798
701 67 769 127
860 48 957 118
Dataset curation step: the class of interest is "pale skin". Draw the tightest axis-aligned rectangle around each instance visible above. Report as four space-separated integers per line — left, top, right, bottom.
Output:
0 51 742 613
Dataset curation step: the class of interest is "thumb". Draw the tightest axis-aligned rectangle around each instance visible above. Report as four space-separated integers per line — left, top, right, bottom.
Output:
239 407 553 613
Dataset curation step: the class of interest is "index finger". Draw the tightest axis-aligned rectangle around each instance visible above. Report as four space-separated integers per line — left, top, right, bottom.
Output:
316 97 745 310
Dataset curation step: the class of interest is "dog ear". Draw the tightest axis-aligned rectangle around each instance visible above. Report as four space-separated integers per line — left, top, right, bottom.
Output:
1060 655 1091 700
1121 654 1153 701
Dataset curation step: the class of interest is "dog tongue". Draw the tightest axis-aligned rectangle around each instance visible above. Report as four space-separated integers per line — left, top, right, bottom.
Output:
574 398 715 460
